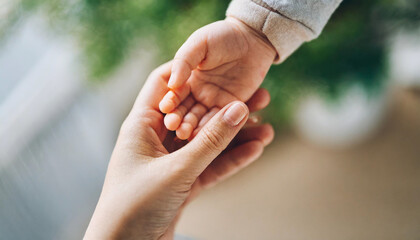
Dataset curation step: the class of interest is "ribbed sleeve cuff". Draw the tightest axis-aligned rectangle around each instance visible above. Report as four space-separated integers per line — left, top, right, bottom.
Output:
226 0 316 63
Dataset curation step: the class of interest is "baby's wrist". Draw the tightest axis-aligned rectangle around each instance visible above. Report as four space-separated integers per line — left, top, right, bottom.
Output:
225 16 277 59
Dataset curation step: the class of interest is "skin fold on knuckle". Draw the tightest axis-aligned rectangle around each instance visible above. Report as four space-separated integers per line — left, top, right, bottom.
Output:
200 125 229 153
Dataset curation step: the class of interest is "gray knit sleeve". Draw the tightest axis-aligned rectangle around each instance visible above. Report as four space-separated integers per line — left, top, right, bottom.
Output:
226 0 342 63
261 0 342 36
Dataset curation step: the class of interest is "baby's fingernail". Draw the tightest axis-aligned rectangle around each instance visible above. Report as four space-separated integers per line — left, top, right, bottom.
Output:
159 99 175 113
159 92 177 113
223 102 248 127
164 114 181 130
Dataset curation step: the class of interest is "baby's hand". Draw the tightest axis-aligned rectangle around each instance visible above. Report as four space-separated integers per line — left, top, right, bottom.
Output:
159 17 276 140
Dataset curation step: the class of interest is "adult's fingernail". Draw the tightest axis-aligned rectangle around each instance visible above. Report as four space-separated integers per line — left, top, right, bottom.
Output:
223 102 248 126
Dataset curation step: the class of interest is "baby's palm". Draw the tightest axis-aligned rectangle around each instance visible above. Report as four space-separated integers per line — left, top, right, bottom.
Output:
160 18 276 139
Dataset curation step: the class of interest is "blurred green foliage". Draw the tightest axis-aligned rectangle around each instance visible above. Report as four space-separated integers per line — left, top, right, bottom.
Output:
2 0 229 77
2 0 419 128
264 0 419 127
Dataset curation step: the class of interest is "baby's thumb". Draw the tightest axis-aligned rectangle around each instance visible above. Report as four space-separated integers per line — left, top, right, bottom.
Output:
173 101 249 174
168 30 207 89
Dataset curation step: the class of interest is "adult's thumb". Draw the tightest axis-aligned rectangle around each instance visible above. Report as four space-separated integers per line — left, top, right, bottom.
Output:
174 101 249 173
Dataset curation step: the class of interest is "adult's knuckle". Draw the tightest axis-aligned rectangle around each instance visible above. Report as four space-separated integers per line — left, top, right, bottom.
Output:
119 117 135 135
149 68 161 80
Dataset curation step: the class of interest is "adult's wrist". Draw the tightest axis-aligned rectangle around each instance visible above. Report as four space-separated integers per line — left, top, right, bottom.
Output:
84 191 155 240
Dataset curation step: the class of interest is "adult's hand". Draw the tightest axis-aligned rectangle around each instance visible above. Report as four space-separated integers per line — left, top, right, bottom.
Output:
84 62 274 240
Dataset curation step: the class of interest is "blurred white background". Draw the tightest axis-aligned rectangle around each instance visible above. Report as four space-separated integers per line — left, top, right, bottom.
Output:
0 16 156 239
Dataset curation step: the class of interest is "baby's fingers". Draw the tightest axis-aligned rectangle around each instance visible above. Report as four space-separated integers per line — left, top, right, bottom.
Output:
190 108 220 140
164 96 195 131
189 88 271 140
159 84 190 114
246 88 270 112
176 103 207 140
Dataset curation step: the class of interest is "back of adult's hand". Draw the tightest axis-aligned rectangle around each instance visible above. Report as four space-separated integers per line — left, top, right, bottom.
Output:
84 62 274 240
